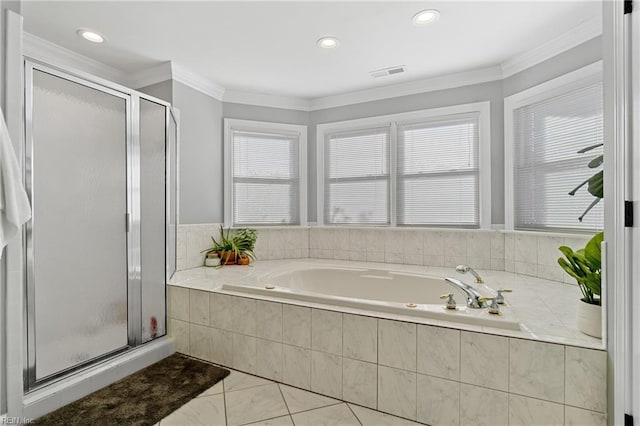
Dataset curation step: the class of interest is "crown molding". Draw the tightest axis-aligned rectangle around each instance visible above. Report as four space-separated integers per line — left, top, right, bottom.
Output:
223 89 311 111
129 61 172 89
22 32 130 86
307 65 504 111
171 63 225 101
501 16 602 78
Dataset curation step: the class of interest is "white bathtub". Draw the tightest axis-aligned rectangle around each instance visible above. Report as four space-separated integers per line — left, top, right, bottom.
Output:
220 264 522 331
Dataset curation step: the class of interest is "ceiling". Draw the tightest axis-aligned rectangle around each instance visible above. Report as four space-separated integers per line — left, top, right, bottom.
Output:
21 1 602 99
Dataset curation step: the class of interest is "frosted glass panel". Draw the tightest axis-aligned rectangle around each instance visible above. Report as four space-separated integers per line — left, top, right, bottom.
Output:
31 70 129 379
140 99 166 342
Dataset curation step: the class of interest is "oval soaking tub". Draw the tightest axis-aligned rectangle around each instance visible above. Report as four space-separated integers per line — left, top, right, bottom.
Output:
220 265 522 331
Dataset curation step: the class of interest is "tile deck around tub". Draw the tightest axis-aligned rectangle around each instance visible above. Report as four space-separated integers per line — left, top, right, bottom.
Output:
168 260 608 426
157 367 423 426
169 258 602 349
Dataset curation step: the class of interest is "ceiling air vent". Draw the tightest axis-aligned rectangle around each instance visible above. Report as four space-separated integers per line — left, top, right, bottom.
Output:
370 65 406 78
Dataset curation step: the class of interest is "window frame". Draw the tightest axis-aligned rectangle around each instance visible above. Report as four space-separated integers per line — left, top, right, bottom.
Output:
223 118 308 227
504 61 603 232
316 102 491 228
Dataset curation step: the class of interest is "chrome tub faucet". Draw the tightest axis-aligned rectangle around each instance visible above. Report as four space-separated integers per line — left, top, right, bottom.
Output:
444 277 485 309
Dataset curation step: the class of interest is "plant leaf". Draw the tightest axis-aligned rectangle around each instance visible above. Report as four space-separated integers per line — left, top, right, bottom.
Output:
578 198 601 222
569 177 590 196
584 232 603 270
577 143 604 154
587 171 604 198
583 273 601 296
558 257 582 281
588 155 603 168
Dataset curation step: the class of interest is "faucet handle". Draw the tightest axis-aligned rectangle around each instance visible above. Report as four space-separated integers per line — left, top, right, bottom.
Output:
478 297 501 315
440 293 457 310
496 289 512 305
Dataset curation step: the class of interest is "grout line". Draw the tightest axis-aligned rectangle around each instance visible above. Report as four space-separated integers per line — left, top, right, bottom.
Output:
507 336 511 423
345 403 364 426
237 413 291 426
288 401 343 417
375 316 379 410
222 377 229 426
563 346 568 425
414 322 418 421
277 383 292 415
458 329 462 422
563 345 567 409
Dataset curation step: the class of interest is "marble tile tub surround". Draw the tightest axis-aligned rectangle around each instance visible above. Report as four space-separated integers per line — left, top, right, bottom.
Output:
177 224 590 284
169 259 600 349
168 285 608 426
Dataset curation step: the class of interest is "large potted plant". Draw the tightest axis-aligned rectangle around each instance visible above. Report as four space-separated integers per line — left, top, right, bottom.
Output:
558 232 603 337
558 142 604 338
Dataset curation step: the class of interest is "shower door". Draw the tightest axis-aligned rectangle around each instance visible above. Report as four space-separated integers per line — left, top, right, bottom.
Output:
25 64 133 386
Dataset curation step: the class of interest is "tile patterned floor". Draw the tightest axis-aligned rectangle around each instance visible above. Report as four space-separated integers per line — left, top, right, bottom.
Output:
156 368 422 426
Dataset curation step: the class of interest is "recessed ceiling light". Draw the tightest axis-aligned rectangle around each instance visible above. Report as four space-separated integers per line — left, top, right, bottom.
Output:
317 37 339 49
76 28 105 43
412 9 440 26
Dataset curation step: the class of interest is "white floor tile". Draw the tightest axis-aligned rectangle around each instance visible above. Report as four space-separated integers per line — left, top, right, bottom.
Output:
279 384 340 414
291 403 360 426
350 404 422 426
161 394 226 426
225 383 289 426
198 380 224 397
245 415 294 426
224 369 273 392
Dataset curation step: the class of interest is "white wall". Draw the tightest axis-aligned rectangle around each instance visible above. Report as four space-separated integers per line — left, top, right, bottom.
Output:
173 81 224 224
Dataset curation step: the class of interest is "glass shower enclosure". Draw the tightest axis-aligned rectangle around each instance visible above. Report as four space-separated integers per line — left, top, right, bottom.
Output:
23 61 177 390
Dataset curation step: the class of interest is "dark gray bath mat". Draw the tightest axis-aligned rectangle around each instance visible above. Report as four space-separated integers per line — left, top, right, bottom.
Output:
34 353 230 426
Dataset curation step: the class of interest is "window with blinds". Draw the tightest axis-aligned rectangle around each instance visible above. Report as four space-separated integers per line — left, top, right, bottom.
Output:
324 128 390 225
513 79 604 231
231 130 300 225
398 114 479 226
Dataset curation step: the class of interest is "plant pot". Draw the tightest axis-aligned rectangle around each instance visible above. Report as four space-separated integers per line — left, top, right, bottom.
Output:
206 252 218 259
237 255 251 266
204 257 219 267
577 299 602 338
218 251 237 265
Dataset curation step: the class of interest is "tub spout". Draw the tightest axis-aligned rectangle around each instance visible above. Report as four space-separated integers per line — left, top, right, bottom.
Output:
444 277 485 309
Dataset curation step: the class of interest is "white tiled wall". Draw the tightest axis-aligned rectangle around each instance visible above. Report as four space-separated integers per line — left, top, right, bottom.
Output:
168 287 608 426
177 224 309 270
177 224 591 284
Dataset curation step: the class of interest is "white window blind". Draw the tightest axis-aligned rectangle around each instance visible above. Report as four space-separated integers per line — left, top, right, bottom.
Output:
232 130 300 225
398 114 480 226
513 79 604 231
324 127 390 225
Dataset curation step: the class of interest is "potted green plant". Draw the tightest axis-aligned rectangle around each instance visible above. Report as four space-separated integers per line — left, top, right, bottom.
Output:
202 225 240 266
558 143 604 338
201 226 258 267
558 232 603 337
234 228 258 265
